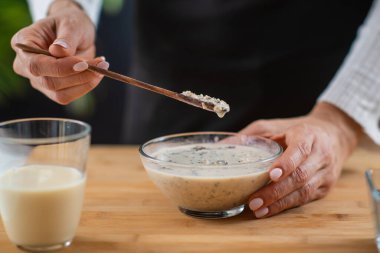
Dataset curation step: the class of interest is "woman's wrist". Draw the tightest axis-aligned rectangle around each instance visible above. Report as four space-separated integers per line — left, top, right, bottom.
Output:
48 0 85 16
310 102 362 155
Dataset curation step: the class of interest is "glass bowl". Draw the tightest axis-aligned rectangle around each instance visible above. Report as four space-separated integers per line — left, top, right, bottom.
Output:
139 132 282 219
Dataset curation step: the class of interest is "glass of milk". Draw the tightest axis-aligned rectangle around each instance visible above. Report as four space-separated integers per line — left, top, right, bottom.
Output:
139 132 282 219
0 118 90 251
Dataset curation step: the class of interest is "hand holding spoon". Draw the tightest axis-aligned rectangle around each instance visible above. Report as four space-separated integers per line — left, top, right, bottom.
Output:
15 43 230 118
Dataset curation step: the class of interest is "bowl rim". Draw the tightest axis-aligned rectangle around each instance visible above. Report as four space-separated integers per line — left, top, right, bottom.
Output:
139 131 283 168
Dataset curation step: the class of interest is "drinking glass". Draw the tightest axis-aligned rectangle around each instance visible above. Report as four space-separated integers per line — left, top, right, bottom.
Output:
0 118 90 251
365 169 380 252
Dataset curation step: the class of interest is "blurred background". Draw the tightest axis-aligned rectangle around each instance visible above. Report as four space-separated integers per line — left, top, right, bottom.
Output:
2 1 373 145
0 0 130 144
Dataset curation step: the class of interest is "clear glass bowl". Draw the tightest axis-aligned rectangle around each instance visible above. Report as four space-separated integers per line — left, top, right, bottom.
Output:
139 132 282 219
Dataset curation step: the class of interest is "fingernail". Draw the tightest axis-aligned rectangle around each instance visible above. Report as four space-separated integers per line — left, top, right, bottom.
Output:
254 207 269 218
100 56 106 61
270 168 283 181
53 39 69 49
249 198 264 211
96 61 109 70
73 61 88 72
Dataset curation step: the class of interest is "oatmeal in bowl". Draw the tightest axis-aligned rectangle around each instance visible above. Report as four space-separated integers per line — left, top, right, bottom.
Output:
139 132 282 219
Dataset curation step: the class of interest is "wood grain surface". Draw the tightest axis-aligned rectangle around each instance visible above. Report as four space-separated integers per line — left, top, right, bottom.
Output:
0 143 379 253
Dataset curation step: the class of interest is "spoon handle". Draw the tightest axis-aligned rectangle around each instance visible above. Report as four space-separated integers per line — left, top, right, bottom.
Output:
15 43 220 113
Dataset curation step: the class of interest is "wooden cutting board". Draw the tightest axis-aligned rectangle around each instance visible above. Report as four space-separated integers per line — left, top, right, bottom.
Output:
0 142 379 253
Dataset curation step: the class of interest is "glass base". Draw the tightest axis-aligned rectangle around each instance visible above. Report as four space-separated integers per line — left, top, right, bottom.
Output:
17 239 72 252
179 205 245 219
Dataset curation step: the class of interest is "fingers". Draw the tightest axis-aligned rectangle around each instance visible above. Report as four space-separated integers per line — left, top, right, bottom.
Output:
48 17 94 57
10 26 48 52
31 76 102 105
268 125 314 182
41 58 109 90
15 54 105 79
13 40 101 79
29 54 89 77
248 139 336 218
253 171 329 218
27 57 108 104
12 41 88 78
75 44 96 58
49 39 73 58
13 57 28 78
38 69 100 91
248 150 324 212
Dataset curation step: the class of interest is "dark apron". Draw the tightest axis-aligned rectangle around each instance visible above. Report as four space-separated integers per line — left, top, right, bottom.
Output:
122 0 373 144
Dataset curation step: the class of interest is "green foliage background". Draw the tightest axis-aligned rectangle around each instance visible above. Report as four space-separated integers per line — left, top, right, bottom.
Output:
0 0 123 116
0 0 31 106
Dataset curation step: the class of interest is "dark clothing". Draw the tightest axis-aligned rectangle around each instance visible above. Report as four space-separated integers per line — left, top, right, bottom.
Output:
122 0 373 144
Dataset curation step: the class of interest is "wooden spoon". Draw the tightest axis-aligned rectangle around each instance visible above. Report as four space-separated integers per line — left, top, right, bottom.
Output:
15 43 230 118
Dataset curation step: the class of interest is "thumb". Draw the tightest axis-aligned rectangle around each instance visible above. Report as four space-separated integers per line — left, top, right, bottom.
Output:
48 22 81 58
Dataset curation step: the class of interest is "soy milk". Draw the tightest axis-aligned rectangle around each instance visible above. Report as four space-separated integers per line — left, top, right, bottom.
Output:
0 165 85 247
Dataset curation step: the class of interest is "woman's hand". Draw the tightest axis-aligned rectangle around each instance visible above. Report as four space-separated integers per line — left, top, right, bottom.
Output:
11 0 109 104
240 102 362 218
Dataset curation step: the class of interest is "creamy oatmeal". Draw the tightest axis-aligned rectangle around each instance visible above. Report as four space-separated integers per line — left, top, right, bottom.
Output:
181 91 230 118
142 143 273 211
